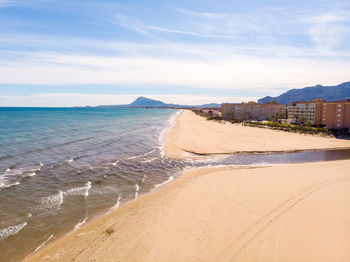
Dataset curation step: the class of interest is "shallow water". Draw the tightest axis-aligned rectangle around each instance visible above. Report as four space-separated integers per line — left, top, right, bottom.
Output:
0 108 184 261
0 107 349 262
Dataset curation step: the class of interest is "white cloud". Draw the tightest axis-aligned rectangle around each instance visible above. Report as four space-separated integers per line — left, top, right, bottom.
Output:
0 49 349 90
1 5 350 105
0 0 17 7
301 12 350 51
111 13 239 39
149 95 259 105
0 93 259 107
175 7 227 19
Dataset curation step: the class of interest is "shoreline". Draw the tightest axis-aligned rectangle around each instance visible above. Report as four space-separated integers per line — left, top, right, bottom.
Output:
23 110 183 261
22 109 182 261
165 110 350 158
25 109 350 262
25 161 350 262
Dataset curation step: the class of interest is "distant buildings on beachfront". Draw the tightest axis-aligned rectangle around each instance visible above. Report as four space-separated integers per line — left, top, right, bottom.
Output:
199 98 350 130
287 99 350 129
221 101 286 121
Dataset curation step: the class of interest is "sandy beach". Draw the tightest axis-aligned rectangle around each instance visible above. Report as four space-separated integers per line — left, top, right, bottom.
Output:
25 110 350 262
166 110 350 158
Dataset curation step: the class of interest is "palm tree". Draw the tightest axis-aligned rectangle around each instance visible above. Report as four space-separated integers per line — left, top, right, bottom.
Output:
247 111 252 121
299 117 307 126
294 114 299 124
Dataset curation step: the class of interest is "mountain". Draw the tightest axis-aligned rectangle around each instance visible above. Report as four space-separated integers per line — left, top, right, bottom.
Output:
258 81 350 105
96 96 222 108
200 103 222 107
128 97 171 107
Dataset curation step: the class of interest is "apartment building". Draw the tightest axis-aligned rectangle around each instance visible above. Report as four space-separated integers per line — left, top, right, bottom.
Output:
288 98 350 129
321 99 350 129
222 102 286 121
287 99 323 125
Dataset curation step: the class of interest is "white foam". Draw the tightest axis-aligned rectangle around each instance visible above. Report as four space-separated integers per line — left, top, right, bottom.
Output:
0 222 27 241
3 168 26 176
27 213 32 218
73 217 88 231
152 175 174 191
33 164 42 172
2 165 42 181
65 186 86 196
135 184 139 199
65 181 91 197
34 234 53 252
109 195 122 211
141 174 147 183
0 181 20 189
159 110 181 157
41 191 64 209
141 157 158 163
26 172 36 177
143 149 156 157
125 155 142 160
111 160 119 166
90 186 119 195
84 181 91 197
67 159 74 163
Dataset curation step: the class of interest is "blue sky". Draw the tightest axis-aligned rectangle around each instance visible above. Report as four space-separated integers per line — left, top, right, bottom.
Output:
0 0 350 106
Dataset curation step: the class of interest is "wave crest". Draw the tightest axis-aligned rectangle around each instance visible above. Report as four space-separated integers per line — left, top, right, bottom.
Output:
0 222 27 241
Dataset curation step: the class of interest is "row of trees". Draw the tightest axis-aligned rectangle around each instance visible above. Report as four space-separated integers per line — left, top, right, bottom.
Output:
194 109 349 137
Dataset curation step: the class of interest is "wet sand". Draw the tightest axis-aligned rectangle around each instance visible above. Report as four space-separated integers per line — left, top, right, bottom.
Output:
25 110 350 262
165 110 350 158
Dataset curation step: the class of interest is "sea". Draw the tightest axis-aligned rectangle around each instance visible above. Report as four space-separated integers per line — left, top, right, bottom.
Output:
0 107 187 262
1 107 350 262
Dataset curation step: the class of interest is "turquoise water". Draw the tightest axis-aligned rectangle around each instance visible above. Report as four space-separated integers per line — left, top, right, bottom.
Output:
0 108 175 169
0 107 186 262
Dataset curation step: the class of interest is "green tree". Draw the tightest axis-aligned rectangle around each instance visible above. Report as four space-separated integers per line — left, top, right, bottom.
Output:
299 117 307 126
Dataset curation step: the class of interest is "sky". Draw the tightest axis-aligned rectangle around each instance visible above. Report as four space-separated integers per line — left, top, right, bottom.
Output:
0 0 350 106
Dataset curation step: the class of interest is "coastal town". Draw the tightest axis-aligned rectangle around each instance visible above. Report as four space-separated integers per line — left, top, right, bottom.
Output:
198 98 350 131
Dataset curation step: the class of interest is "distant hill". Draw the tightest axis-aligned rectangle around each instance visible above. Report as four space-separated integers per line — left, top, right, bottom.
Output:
96 96 222 108
258 81 350 105
128 97 172 107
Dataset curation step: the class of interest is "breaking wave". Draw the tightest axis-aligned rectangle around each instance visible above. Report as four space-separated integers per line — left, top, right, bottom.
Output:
152 175 174 191
0 222 27 241
109 195 122 211
73 217 88 231
41 191 64 209
135 184 139 199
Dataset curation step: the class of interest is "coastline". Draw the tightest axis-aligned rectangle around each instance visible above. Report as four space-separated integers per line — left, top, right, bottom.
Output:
22 109 183 261
165 110 350 158
25 109 350 262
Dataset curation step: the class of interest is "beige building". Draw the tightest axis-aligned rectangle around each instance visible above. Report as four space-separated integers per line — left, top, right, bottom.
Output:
222 102 286 121
287 99 323 125
288 98 350 129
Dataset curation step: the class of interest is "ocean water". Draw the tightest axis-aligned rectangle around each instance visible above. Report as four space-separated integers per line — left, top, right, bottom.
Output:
1 107 350 262
0 107 188 262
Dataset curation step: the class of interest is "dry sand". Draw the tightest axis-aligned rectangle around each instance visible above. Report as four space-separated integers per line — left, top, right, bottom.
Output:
26 110 350 262
26 161 350 262
165 110 350 158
